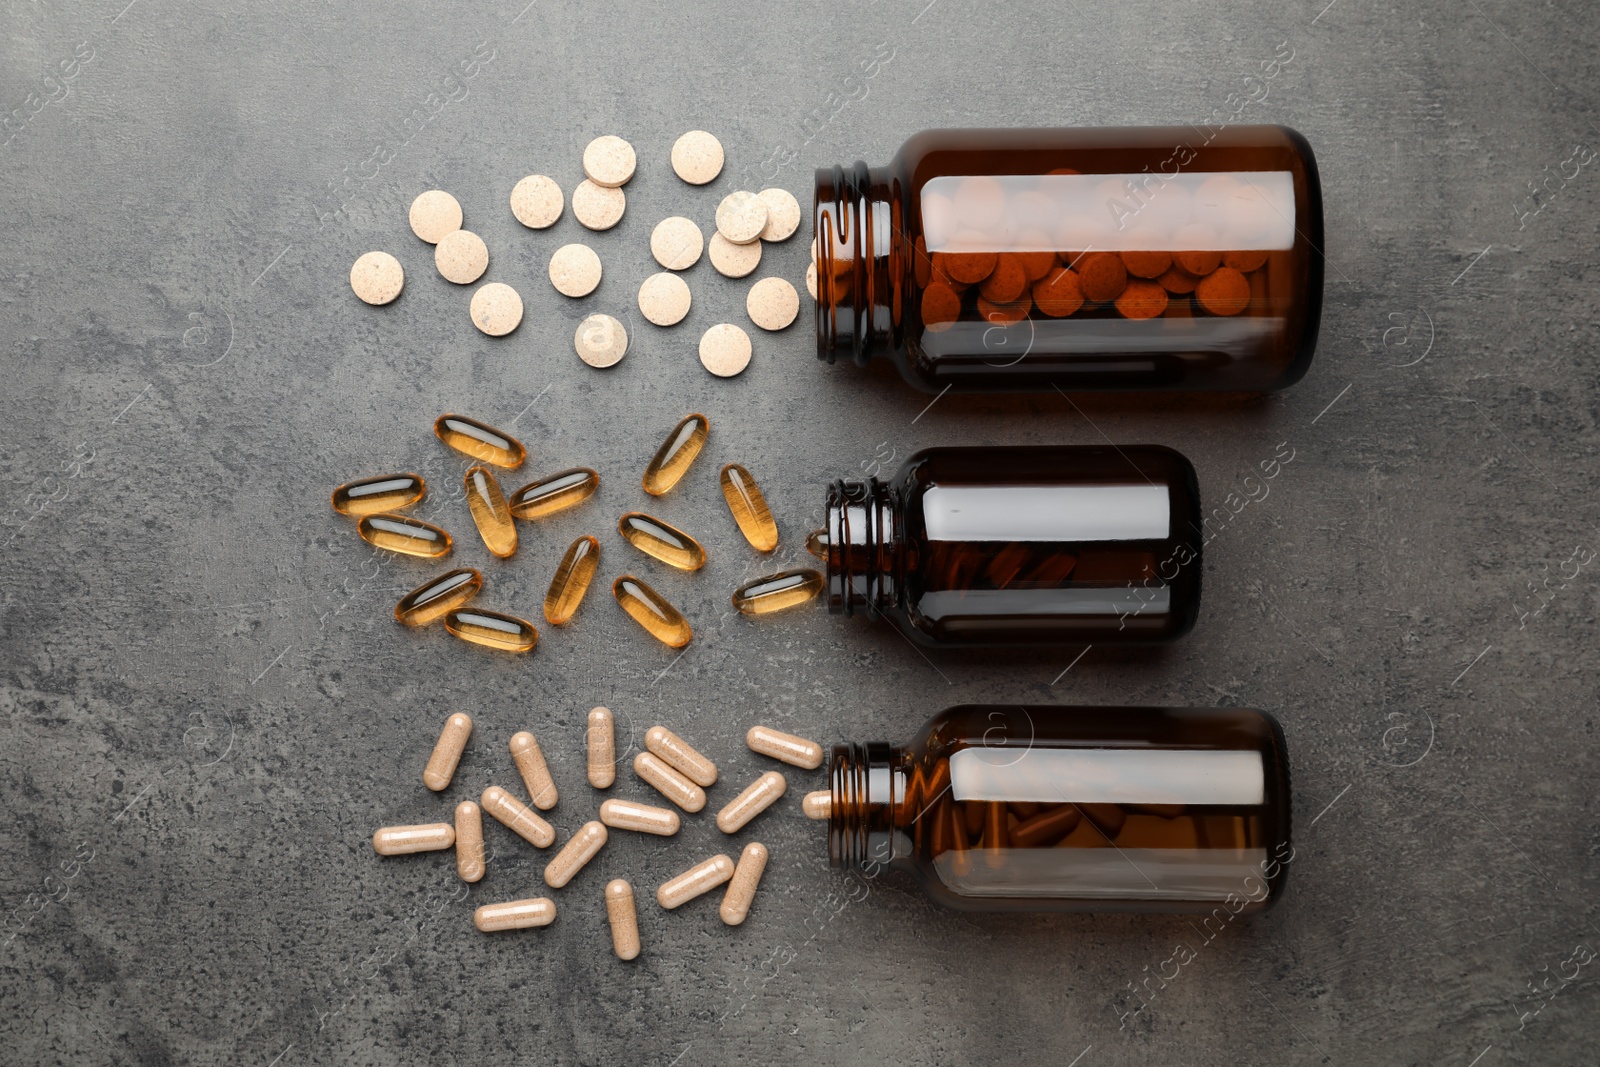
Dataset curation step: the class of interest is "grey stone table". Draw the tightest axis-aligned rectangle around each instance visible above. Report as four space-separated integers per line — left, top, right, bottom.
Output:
3 0 1597 1063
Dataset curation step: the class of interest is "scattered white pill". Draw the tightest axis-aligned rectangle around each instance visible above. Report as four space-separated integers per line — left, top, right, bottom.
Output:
572 179 626 230
651 217 704 270
549 243 602 297
708 231 762 278
584 135 637 188
470 282 523 336
746 277 800 331
699 323 752 378
756 189 801 242
409 190 462 244
575 313 628 368
510 175 563 229
350 251 404 305
716 191 768 245
638 272 692 327
671 130 724 185
435 229 488 284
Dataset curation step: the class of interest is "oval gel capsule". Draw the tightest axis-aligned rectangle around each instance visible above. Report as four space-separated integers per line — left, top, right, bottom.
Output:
464 466 517 557
332 473 425 516
395 567 483 626
544 535 600 625
642 413 708 495
719 464 778 551
509 468 599 519
358 513 452 558
613 576 692 648
445 608 538 652
434 413 526 468
618 513 706 571
732 569 823 615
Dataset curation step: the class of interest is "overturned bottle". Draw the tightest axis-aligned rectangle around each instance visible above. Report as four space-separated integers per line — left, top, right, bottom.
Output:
815 704 1292 913
822 445 1202 647
814 124 1323 392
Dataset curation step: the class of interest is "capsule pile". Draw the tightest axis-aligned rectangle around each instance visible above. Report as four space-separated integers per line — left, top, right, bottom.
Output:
370 710 829 954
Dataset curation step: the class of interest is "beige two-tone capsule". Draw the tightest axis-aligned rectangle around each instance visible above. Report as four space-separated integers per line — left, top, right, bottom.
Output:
510 731 558 810
746 726 824 770
599 798 680 836
544 821 608 889
802 790 831 820
606 879 641 960
644 726 718 787
587 706 616 788
474 897 556 932
719 842 769 926
658 854 735 909
634 751 705 813
717 771 787 833
423 712 473 791
372 823 456 855
455 801 486 882
481 786 555 848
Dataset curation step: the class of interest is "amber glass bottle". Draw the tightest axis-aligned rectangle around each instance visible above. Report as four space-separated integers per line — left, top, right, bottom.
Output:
824 445 1201 646
827 705 1292 913
814 125 1323 392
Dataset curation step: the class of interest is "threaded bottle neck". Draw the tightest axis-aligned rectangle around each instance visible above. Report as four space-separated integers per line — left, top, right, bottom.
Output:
827 741 907 869
814 162 896 366
824 478 899 616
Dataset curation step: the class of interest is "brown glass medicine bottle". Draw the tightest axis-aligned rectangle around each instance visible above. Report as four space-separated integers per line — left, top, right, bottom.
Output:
824 705 1292 913
823 445 1202 647
814 125 1323 392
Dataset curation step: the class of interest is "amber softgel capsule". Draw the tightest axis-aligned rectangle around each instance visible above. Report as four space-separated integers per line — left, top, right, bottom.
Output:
606 879 641 960
644 726 717 787
358 514 451 559
544 535 600 625
481 786 555 848
746 726 823 770
718 464 778 551
587 706 616 789
331 473 424 517
732 569 822 616
394 568 482 626
509 731 558 810
642 413 708 495
433 413 526 469
372 823 455 855
508 468 599 519
618 513 706 571
612 576 692 648
423 712 473 791
444 608 538 653
463 466 517 558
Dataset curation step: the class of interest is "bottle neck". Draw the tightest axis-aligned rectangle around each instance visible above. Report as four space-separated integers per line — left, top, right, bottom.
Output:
828 742 911 869
814 162 896 366
824 478 899 616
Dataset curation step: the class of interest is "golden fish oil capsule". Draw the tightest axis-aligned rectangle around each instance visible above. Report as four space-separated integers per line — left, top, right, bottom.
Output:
509 467 599 519
372 823 455 855
719 842 769 926
332 473 425 516
599 798 681 836
644 725 718 787
481 785 555 848
618 513 706 571
606 879 641 960
657 854 735 909
805 528 830 560
802 790 831 820
642 413 708 495
455 800 486 882
509 731 558 810
544 821 608 889
587 706 616 788
394 568 482 626
358 513 452 558
613 575 692 648
423 712 473 791
434 413 526 468
746 726 824 770
732 569 823 616
445 608 538 653
544 535 600 625
719 464 778 551
633 751 706 812
474 897 556 932
716 771 787 833
464 466 517 557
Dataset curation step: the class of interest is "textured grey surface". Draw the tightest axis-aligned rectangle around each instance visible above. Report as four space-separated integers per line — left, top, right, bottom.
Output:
2 0 1598 1063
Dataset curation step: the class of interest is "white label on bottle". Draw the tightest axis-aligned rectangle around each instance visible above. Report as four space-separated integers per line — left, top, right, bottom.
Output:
921 171 1297 253
921 484 1170 543
949 747 1265 807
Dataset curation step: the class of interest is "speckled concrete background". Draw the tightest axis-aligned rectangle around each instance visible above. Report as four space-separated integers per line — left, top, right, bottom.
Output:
3 0 1597 1064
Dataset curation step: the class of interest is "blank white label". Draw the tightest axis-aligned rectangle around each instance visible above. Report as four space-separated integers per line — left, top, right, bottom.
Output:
921 484 1170 543
950 747 1265 807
